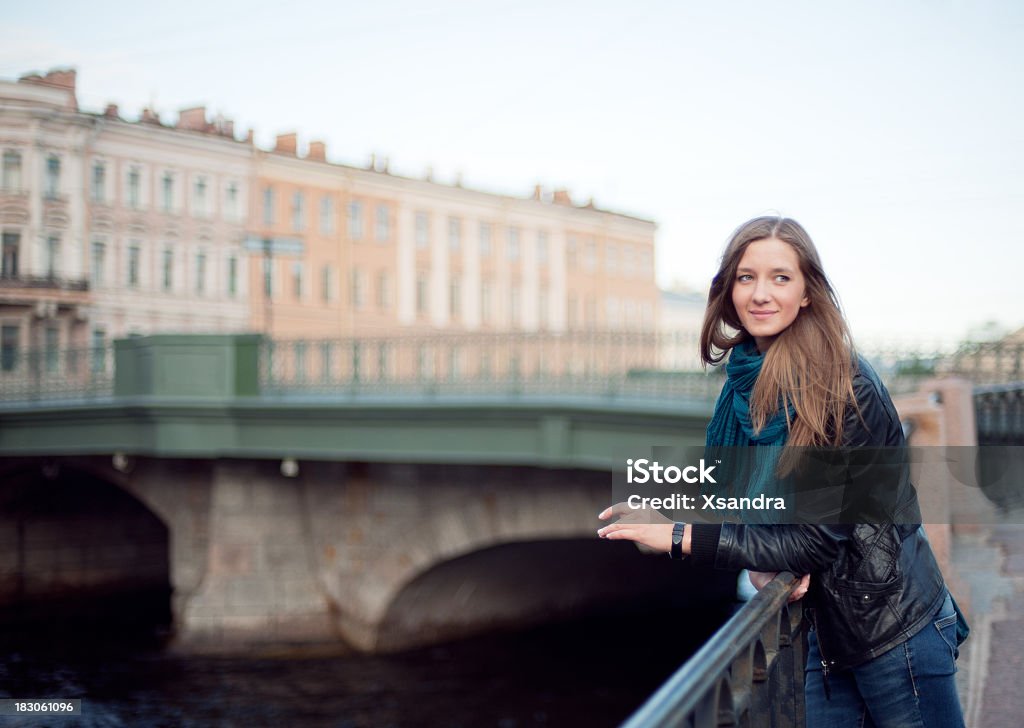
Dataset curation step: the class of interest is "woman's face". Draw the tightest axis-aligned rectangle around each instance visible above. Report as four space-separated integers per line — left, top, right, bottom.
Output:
731 237 809 353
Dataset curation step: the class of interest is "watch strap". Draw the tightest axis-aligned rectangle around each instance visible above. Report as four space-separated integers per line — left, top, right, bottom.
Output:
671 521 686 560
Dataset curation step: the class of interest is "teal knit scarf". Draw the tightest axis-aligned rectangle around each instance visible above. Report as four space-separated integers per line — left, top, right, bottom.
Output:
705 339 791 448
705 340 794 509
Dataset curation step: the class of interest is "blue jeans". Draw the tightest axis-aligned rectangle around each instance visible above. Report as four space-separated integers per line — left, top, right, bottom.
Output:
804 592 965 728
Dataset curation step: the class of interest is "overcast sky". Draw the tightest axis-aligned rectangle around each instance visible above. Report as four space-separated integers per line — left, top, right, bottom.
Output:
3 0 1022 346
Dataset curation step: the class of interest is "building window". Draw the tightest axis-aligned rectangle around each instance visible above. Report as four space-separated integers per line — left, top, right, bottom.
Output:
351 268 365 310
449 277 461 319
45 156 60 198
448 217 461 252
262 257 273 299
417 344 434 379
623 243 635 276
567 235 578 269
292 190 305 231
606 244 618 274
480 281 492 324
321 265 333 302
348 200 363 240
448 345 461 381
128 245 141 288
162 249 173 291
1 325 20 372
351 342 362 383
378 343 391 380
416 273 429 315
584 239 597 271
294 342 307 381
641 301 654 328
640 249 652 276
479 223 493 257
321 342 334 381
292 262 303 300
376 271 390 310
509 285 521 327
415 212 429 249
195 252 207 294
319 196 334 235
2 232 20 278
375 204 390 242
45 326 59 373
128 167 141 209
607 297 621 328
161 173 174 212
537 231 549 265
90 242 106 286
507 228 520 261
2 151 22 191
263 186 275 226
91 329 106 374
46 235 60 278
225 182 239 220
567 294 578 329
228 257 238 297
194 177 208 216
538 288 549 329
91 161 106 202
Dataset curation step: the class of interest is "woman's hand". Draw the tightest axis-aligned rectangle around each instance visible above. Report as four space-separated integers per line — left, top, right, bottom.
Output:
597 502 677 555
748 570 811 603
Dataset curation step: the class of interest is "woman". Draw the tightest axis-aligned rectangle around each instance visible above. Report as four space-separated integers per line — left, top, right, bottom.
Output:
598 216 966 727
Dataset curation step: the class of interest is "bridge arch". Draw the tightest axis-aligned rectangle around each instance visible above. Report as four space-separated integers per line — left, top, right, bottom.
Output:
0 458 172 632
375 537 695 652
303 461 736 652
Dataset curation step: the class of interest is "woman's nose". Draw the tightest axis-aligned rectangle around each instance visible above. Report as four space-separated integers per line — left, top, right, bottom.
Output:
752 281 772 303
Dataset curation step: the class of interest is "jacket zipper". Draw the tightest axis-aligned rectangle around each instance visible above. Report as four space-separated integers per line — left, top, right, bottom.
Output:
811 608 834 700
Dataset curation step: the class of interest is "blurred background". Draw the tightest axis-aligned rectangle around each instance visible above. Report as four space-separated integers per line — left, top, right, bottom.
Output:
1 1 1022 726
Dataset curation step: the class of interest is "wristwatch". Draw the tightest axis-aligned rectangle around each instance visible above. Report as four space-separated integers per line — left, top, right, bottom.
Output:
670 521 686 560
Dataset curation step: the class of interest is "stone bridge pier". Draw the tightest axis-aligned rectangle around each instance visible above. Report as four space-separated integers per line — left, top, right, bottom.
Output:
8 456 671 653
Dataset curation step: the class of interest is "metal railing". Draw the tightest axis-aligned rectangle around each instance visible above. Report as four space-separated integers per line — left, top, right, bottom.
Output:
975 382 1024 445
942 340 1024 385
3 332 1023 406
0 344 114 402
0 273 89 291
622 572 805 728
259 331 725 403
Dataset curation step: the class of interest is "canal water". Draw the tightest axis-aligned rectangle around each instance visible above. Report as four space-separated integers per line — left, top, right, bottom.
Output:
0 602 732 728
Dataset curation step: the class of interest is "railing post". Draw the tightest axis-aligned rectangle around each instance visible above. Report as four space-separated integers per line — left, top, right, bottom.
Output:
621 573 805 728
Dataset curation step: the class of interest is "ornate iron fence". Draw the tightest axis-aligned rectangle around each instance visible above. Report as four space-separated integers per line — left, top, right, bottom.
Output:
3 332 1022 406
942 340 1024 385
621 572 805 728
258 331 725 403
0 343 114 402
974 383 1024 445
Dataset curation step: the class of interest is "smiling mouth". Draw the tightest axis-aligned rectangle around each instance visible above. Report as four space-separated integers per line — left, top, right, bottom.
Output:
750 311 776 319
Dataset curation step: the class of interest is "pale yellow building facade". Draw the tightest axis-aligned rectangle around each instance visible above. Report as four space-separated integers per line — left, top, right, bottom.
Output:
253 136 659 340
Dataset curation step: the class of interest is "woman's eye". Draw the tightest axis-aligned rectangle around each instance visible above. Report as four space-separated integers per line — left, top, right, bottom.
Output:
775 275 790 283
737 274 752 282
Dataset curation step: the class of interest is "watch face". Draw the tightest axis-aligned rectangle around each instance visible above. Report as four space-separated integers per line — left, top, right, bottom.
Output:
673 533 683 545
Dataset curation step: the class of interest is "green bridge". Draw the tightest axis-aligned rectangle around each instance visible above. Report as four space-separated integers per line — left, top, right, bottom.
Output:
0 333 721 467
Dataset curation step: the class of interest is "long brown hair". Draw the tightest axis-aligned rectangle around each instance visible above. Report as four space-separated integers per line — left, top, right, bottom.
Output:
700 216 856 447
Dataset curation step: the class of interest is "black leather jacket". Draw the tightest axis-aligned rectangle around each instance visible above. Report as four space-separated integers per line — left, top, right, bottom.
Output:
689 356 947 671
